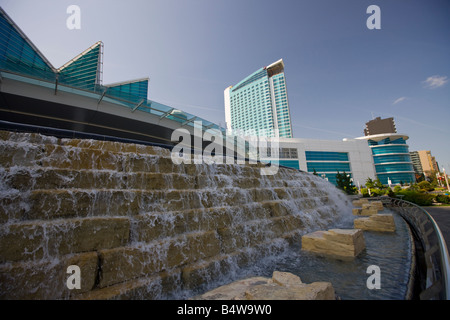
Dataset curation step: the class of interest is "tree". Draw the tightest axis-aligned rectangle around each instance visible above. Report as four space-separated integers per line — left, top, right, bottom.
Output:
336 171 357 195
365 177 374 189
373 178 384 189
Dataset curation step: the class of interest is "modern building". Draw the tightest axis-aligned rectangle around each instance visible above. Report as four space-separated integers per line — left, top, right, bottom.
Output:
224 59 293 138
355 133 415 185
268 117 416 187
258 137 376 188
0 7 222 148
411 150 439 177
410 151 424 177
364 117 396 136
357 117 416 185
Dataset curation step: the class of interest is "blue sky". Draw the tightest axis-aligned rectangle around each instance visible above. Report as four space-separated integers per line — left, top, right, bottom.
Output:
1 0 449 170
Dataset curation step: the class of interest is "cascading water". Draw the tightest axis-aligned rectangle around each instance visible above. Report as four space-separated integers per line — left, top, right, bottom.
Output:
0 130 380 300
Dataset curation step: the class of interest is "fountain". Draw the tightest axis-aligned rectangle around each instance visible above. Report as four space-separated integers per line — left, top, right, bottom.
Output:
0 130 360 299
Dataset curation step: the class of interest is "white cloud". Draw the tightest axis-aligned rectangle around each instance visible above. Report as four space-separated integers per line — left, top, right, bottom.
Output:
392 97 406 105
423 75 448 89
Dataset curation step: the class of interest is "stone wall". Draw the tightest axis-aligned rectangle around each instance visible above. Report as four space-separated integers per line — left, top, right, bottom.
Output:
0 130 351 299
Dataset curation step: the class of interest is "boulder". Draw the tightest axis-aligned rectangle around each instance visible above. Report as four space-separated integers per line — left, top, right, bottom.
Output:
301 229 365 258
354 214 396 232
192 271 335 300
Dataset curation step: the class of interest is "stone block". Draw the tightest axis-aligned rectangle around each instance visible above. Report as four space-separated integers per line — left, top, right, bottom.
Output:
192 271 335 300
245 281 335 300
352 199 369 207
181 254 233 290
74 270 179 300
371 201 384 211
352 207 378 216
0 252 98 299
98 246 163 288
0 217 130 263
301 228 365 258
29 189 142 220
272 271 302 287
98 231 220 288
354 214 396 232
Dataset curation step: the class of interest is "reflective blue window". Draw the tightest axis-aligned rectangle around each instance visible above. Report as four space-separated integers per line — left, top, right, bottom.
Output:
375 163 414 173
368 138 406 146
307 162 351 173
0 10 54 79
371 145 410 155
305 151 349 161
373 154 412 164
107 79 149 102
58 42 102 91
377 173 416 185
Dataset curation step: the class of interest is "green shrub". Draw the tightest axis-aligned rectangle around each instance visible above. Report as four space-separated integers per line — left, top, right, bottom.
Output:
417 181 435 192
396 190 435 206
361 188 370 197
435 194 450 204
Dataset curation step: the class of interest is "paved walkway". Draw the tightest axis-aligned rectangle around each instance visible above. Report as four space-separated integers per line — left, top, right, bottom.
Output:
423 206 450 251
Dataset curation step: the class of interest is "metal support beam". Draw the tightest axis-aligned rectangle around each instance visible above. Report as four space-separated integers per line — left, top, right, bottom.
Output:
132 99 145 113
98 89 107 105
181 117 197 127
159 107 175 119
54 78 58 95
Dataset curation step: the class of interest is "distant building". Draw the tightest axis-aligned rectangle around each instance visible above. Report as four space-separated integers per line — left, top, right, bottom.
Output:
259 137 376 187
410 151 424 177
224 59 293 138
412 150 439 177
364 117 396 136
357 116 415 185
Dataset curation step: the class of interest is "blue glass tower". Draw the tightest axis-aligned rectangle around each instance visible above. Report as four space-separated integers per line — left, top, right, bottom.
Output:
224 59 293 138
357 133 416 185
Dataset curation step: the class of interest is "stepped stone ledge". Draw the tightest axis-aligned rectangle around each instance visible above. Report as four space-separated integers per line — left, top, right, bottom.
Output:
0 130 352 299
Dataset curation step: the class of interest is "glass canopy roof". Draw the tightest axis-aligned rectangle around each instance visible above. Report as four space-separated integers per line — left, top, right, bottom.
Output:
0 7 223 133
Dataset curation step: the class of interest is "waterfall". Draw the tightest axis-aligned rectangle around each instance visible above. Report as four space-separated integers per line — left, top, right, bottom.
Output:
0 130 354 299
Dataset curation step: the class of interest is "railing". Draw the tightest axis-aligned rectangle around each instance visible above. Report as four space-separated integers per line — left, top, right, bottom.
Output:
372 196 450 300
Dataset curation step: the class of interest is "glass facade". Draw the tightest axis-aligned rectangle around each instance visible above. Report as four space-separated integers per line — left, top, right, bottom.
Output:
0 7 223 135
305 151 352 186
0 9 54 80
106 78 149 102
58 42 102 91
225 60 293 138
368 137 415 185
